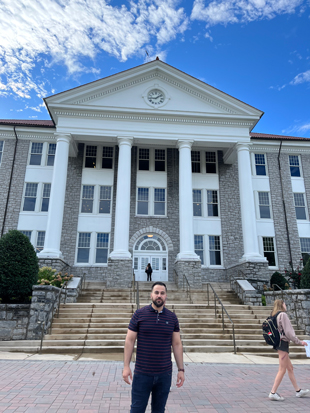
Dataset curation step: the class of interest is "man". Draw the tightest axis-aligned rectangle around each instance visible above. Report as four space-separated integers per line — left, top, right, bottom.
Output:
123 281 185 412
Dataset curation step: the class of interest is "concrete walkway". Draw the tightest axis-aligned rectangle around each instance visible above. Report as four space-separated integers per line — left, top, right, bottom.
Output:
1 352 310 412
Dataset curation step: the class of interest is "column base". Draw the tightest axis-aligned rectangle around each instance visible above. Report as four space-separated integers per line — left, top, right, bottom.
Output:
107 258 133 288
109 250 132 260
174 260 202 289
176 251 200 261
39 249 64 259
240 254 267 263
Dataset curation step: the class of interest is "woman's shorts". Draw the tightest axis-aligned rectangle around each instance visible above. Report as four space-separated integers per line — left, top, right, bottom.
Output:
275 340 289 353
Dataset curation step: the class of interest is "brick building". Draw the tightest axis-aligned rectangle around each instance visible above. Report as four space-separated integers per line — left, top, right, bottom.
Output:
1 59 310 288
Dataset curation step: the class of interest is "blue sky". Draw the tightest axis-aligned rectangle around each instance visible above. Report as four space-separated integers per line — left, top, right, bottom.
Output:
0 0 309 137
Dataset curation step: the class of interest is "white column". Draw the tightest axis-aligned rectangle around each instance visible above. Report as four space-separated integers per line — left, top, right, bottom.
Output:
237 143 266 261
177 140 199 261
39 134 71 258
110 137 133 259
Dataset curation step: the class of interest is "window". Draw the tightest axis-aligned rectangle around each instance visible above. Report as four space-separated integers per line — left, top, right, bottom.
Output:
41 183 51 212
77 233 91 263
20 230 32 241
137 188 149 215
254 154 266 176
300 238 310 260
155 149 165 171
154 188 165 215
193 190 202 216
294 193 307 220
36 231 45 253
85 145 97 168
99 186 112 214
134 257 139 270
96 233 109 263
102 147 113 169
139 149 149 171
23 183 38 211
47 143 56 166
194 235 204 264
0 141 3 165
29 143 43 165
289 155 301 177
81 185 94 213
207 190 219 217
162 258 167 271
191 151 200 173
263 237 276 266
258 192 271 219
206 152 216 174
209 236 221 265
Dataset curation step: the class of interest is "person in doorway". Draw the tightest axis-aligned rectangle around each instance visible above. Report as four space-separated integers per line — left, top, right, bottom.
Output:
145 263 153 282
269 299 309 401
123 281 185 413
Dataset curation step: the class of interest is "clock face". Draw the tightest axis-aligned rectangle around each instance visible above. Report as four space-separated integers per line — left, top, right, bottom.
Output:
147 89 165 106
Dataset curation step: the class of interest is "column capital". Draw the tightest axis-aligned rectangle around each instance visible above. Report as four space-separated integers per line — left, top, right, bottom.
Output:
236 142 251 152
177 140 194 150
117 136 133 147
54 133 72 144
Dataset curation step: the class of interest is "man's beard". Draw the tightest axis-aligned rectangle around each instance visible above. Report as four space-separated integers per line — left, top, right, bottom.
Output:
152 297 165 308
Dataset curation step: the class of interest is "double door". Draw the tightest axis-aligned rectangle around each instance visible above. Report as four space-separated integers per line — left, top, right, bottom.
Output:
134 254 168 281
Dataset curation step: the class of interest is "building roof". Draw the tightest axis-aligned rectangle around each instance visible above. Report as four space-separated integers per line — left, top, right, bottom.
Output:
0 119 54 127
250 132 310 141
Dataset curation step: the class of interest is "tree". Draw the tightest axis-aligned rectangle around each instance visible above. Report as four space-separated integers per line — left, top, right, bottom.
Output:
301 258 310 289
0 230 39 302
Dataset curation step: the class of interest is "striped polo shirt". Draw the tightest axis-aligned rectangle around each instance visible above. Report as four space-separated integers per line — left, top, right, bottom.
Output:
128 304 180 374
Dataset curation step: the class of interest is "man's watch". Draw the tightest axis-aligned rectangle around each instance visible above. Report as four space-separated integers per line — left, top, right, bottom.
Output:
178 369 185 372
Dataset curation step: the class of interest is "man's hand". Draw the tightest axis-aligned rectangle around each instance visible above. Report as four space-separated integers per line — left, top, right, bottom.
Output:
176 371 185 388
122 366 133 385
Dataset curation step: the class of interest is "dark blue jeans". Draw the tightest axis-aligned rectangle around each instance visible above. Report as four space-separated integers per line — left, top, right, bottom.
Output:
130 372 172 413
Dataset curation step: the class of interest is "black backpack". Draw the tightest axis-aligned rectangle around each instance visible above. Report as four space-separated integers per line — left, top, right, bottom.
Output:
262 311 282 348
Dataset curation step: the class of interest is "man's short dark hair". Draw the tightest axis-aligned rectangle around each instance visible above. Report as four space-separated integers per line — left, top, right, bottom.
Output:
151 281 167 291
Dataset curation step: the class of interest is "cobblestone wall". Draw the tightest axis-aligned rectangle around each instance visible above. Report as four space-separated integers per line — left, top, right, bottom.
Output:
0 138 15 235
227 261 269 293
267 152 301 269
218 152 243 267
3 140 30 234
174 260 202 289
265 289 310 335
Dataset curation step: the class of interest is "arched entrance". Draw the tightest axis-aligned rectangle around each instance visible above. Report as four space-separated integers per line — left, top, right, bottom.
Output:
133 234 168 281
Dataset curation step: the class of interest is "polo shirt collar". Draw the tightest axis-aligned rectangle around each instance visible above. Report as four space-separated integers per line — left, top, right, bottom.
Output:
149 303 165 314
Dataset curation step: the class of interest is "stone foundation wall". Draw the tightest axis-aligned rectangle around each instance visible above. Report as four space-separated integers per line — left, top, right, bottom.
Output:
201 267 227 283
232 281 263 306
174 260 202 289
0 304 31 340
106 258 133 288
227 261 270 292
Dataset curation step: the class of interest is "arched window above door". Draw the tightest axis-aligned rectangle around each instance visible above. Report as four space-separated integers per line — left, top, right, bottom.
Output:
134 234 166 251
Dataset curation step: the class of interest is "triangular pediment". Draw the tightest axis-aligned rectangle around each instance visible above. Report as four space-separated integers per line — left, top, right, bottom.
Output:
45 60 262 120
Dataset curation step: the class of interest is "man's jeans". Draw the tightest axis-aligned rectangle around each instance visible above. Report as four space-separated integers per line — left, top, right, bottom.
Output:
130 372 172 413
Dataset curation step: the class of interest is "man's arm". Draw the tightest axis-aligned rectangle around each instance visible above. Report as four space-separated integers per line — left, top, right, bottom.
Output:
123 329 137 385
172 331 185 388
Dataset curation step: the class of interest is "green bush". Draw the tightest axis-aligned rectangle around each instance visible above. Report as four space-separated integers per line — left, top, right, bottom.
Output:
0 230 39 303
301 259 310 289
270 271 287 291
37 266 73 288
261 295 266 306
302 253 310 267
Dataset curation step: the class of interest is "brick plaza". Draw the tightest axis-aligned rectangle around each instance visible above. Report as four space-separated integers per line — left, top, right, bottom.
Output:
1 360 310 412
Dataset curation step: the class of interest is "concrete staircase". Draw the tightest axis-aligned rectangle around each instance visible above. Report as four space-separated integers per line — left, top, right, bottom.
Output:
1 282 308 358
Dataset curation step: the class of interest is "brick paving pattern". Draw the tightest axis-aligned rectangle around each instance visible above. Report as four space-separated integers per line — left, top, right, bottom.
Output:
0 361 310 412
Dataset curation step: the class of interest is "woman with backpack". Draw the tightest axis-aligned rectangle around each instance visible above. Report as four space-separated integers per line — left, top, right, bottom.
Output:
268 299 309 401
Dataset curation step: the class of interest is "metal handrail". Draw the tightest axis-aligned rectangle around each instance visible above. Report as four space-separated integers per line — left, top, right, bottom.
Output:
182 274 192 304
206 283 236 354
56 281 69 318
272 284 285 301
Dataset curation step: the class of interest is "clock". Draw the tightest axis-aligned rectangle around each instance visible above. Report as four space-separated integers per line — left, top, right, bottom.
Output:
147 89 165 106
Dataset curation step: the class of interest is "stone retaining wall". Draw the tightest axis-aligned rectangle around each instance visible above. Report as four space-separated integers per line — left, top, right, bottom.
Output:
232 280 263 306
0 304 31 340
264 290 310 335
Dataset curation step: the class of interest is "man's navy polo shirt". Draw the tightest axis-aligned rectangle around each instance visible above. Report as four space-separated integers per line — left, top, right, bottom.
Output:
128 304 180 374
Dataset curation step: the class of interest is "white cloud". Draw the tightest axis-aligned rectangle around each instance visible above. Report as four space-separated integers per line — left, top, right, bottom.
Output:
282 121 310 136
191 0 305 26
0 0 188 99
290 69 310 85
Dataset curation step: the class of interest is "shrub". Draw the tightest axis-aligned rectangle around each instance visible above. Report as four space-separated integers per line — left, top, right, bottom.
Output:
37 266 73 288
0 230 39 302
261 295 266 306
301 259 310 289
302 253 310 267
270 271 287 291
